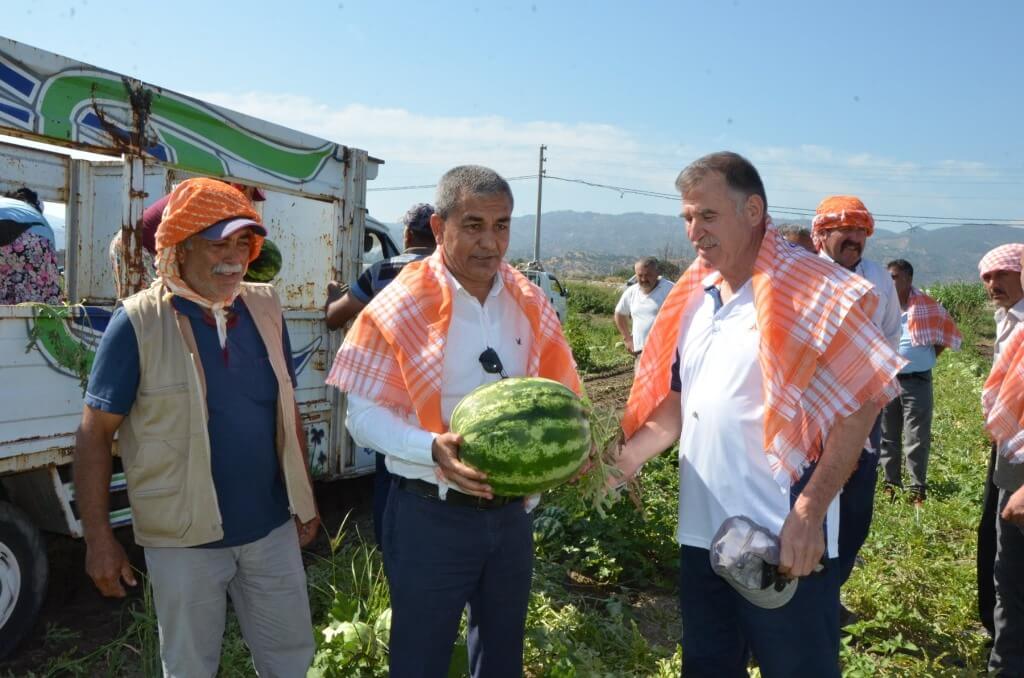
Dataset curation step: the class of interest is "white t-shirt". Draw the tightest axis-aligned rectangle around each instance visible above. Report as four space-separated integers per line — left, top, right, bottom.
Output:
674 278 840 556
614 278 674 351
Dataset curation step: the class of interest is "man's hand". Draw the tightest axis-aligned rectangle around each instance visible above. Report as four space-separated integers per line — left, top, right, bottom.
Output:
295 515 320 547
1001 485 1024 527
777 504 826 578
431 432 493 498
85 533 136 598
607 437 636 490
623 336 635 354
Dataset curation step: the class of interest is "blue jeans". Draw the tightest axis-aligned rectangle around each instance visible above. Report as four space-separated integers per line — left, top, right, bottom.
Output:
838 417 882 585
678 546 841 677
383 483 533 678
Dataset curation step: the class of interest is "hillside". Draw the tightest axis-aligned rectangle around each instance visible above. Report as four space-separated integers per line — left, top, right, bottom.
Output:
380 210 1024 285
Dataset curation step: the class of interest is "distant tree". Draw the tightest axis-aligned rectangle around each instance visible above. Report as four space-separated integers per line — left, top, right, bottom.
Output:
658 260 682 280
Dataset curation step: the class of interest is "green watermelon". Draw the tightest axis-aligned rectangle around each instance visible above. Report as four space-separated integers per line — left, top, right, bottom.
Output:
245 238 282 282
450 377 591 496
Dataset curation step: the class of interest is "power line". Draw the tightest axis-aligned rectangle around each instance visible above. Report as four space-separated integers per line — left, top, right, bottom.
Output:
368 172 1024 225
367 175 536 192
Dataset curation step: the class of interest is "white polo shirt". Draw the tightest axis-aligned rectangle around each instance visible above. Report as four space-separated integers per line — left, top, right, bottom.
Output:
615 278 674 351
675 278 840 556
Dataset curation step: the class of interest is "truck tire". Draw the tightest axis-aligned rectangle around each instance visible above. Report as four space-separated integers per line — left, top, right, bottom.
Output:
0 501 48 660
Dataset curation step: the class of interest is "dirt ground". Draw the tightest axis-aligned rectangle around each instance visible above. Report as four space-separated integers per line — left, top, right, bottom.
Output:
1 369 637 674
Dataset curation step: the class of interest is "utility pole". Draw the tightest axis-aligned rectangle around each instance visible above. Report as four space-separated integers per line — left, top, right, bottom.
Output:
533 144 546 264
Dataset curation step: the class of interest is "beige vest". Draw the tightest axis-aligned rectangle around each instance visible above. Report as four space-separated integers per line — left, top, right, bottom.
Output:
119 282 317 547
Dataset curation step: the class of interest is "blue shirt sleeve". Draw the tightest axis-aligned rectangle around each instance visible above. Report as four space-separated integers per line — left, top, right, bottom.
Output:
350 267 375 304
84 307 141 414
282 316 297 388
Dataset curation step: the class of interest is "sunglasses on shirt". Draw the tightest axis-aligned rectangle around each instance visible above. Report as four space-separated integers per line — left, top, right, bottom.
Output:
478 347 508 379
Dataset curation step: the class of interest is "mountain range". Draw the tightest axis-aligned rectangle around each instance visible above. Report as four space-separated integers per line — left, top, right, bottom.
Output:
391 210 1024 285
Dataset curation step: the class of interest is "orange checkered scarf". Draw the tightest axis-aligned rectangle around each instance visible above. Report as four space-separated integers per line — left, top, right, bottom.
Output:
153 178 263 348
905 287 962 351
621 224 904 486
325 249 581 433
983 325 1024 463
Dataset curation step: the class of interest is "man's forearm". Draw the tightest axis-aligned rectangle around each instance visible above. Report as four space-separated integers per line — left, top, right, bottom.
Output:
325 293 367 330
617 392 682 477
793 401 879 521
346 393 435 465
74 425 116 541
614 313 631 340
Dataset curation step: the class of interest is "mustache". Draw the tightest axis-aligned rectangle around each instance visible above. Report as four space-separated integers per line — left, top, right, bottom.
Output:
695 235 719 249
212 263 245 275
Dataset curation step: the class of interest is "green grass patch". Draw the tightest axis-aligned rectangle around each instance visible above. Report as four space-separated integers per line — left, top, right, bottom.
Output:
566 281 621 316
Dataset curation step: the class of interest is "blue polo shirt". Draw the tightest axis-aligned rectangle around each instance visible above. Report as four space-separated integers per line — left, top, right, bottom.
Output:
85 296 295 548
350 247 432 303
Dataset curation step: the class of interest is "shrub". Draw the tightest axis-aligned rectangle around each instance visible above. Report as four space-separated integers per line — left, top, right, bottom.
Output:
567 282 620 316
929 281 994 354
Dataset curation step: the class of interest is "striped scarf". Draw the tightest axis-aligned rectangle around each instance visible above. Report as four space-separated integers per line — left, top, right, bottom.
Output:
621 224 904 486
983 325 1024 463
326 249 580 433
905 287 962 351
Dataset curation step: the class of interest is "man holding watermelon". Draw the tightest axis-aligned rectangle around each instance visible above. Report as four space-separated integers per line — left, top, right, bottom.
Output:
327 165 580 677
612 152 904 676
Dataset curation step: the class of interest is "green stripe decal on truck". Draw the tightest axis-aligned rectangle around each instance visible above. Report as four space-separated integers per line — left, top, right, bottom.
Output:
37 73 334 181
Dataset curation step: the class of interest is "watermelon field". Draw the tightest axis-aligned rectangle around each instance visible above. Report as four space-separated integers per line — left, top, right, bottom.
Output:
0 281 999 677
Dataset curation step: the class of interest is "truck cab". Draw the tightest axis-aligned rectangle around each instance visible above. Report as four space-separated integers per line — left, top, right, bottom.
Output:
517 262 568 323
363 216 401 272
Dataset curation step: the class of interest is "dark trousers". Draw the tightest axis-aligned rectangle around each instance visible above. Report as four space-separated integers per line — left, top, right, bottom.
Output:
383 483 533 678
991 488 1024 675
371 452 392 547
678 546 841 678
979 443 999 639
838 424 881 585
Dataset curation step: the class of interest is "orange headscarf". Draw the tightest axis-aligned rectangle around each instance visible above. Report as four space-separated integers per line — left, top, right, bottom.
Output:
812 195 875 239
154 178 264 348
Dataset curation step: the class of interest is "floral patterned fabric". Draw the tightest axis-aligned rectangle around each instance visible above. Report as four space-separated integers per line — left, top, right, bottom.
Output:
0 231 62 305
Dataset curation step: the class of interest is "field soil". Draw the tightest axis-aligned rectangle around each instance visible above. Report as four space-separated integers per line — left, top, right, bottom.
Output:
1 368 636 674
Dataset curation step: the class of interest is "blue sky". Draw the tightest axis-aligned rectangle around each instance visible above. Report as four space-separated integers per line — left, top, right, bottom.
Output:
7 0 1023 229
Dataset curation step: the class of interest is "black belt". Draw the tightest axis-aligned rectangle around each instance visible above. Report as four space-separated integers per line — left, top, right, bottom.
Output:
898 370 931 379
395 477 523 510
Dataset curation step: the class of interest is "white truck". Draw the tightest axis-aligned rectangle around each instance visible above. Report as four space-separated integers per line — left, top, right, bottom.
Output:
0 37 389 657
517 262 569 322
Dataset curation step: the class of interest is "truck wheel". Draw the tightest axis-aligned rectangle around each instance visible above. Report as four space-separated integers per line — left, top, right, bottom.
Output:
0 501 48 660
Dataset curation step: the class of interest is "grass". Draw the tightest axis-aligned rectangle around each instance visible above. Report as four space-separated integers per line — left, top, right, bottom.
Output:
7 281 1002 676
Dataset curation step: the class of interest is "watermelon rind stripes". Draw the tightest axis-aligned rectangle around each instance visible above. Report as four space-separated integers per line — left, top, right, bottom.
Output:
450 377 591 496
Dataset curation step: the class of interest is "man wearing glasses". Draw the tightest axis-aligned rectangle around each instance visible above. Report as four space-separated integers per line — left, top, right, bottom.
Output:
327 165 580 677
610 152 903 675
